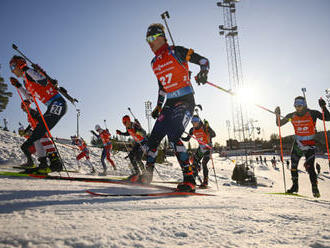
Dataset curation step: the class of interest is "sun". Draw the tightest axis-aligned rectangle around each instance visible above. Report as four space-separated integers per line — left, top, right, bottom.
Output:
235 86 257 105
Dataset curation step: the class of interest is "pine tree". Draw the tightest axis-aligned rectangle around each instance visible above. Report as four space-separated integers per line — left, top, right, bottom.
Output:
0 65 12 113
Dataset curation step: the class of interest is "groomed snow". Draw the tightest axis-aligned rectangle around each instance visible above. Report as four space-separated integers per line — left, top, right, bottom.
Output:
0 130 329 248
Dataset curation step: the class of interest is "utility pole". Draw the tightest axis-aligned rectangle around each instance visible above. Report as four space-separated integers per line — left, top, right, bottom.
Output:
76 109 80 137
145 101 152 134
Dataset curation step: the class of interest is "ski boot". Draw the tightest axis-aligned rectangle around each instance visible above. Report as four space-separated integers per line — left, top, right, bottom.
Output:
99 168 107 176
200 177 208 189
20 159 36 170
127 173 140 183
35 157 51 174
286 183 299 194
139 164 154 184
48 152 63 172
176 175 196 192
312 184 320 198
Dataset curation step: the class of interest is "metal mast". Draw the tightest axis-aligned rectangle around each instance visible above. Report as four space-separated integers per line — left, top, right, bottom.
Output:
217 0 248 149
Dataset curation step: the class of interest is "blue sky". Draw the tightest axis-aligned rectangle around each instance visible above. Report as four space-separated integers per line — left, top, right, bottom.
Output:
1 0 329 146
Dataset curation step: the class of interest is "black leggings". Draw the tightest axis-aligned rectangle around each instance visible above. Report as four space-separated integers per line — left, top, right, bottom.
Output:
290 142 317 185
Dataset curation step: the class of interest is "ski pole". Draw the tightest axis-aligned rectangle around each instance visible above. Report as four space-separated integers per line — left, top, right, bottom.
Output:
121 140 135 174
30 94 70 177
277 115 286 192
104 119 108 129
209 149 219 190
183 131 213 150
161 11 175 46
320 97 330 171
12 44 78 105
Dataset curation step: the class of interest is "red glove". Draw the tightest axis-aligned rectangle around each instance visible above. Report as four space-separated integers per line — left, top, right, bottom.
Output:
10 77 22 88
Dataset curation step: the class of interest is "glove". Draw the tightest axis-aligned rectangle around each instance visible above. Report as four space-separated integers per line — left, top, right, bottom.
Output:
10 77 22 88
18 129 25 137
195 70 208 85
116 130 122 135
151 106 162 119
275 106 281 115
319 98 326 108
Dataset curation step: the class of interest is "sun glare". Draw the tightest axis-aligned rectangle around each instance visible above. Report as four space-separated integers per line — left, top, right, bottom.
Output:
235 86 256 105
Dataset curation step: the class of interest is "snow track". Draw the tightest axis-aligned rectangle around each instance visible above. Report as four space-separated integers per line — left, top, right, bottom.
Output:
0 130 329 247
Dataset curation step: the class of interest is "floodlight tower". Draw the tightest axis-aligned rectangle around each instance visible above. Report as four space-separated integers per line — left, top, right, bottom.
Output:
145 101 152 134
217 0 248 147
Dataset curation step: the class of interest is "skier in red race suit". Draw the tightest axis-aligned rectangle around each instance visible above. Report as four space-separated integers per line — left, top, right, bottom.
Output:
10 56 66 173
116 115 147 180
139 23 210 192
71 135 96 174
91 125 116 174
275 96 330 197
181 115 216 188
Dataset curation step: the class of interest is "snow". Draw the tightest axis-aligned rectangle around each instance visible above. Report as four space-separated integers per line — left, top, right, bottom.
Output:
0 129 329 248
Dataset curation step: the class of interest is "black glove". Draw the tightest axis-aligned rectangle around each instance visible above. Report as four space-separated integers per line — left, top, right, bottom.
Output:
275 106 281 115
116 130 122 135
319 98 326 108
195 70 208 85
10 77 22 88
151 106 162 119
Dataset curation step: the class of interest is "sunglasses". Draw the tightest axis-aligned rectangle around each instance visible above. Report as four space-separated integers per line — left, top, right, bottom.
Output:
10 63 16 71
294 99 306 107
191 117 200 123
146 33 163 43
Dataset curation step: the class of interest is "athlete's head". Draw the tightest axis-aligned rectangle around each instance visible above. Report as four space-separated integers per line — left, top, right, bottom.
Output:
146 23 166 53
122 115 131 127
191 115 201 128
294 96 307 113
95 124 102 133
9 55 27 78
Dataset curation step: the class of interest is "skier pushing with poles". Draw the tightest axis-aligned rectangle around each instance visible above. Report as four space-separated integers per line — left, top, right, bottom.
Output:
70 135 96 174
91 125 116 174
275 96 330 197
138 22 210 192
181 115 216 188
116 115 147 181
9 56 67 173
